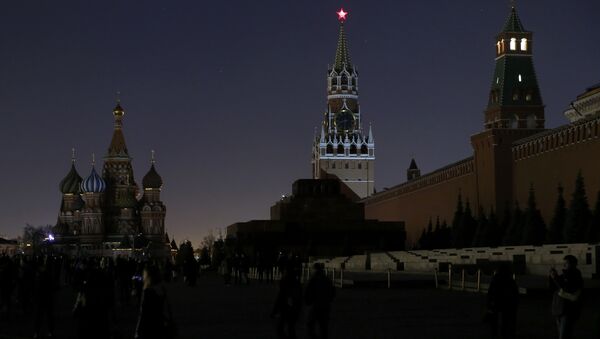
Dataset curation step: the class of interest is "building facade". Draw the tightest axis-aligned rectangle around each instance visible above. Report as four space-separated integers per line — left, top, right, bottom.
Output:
54 102 167 256
312 10 375 199
363 6 600 245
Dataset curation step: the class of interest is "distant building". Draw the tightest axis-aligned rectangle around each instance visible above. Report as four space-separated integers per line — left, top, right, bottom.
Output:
0 238 19 256
227 179 405 257
564 83 600 122
362 6 600 245
312 10 375 199
53 102 168 256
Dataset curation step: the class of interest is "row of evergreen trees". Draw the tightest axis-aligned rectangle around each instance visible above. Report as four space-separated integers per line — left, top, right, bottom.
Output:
418 172 600 250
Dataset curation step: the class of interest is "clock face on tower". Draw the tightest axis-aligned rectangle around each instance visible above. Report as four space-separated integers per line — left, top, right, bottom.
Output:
335 110 355 132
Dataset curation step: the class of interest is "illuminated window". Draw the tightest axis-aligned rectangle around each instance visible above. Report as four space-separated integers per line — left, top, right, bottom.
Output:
496 41 501 54
510 38 517 51
520 38 528 51
525 92 532 101
518 74 522 82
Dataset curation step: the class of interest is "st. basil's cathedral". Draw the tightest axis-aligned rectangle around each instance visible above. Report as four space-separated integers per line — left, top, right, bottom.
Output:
53 102 168 256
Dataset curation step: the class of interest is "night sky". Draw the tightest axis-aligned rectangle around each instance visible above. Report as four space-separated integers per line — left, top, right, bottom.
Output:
0 1 598 245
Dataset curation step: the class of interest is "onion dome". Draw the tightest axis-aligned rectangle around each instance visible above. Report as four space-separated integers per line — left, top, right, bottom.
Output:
59 163 82 194
142 164 163 189
80 166 106 193
143 151 163 189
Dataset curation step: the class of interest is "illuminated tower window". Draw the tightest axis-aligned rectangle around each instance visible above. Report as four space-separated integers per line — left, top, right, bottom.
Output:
520 38 528 51
518 74 522 82
496 41 501 54
510 38 517 50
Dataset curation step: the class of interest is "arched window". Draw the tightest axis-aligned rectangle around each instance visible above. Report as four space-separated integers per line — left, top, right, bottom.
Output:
337 144 344 155
326 144 333 154
520 38 528 51
350 145 357 155
527 114 536 129
360 145 368 154
496 41 501 54
341 75 348 85
510 38 517 51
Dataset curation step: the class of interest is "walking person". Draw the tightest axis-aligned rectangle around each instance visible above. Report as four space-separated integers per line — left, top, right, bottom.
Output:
305 263 335 339
486 264 519 339
135 265 176 339
33 256 56 339
550 255 584 339
271 269 303 339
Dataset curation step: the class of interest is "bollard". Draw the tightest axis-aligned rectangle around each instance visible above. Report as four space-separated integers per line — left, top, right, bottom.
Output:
340 268 344 289
387 268 391 289
461 269 465 291
476 269 481 292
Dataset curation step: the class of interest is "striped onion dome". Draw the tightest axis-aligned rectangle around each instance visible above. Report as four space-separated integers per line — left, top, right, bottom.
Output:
80 166 106 193
59 163 82 194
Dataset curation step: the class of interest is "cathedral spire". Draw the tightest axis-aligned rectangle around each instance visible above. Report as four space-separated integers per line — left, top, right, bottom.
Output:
333 8 352 72
107 98 130 158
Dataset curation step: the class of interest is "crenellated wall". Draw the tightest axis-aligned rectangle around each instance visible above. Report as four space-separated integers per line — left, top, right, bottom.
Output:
513 116 600 222
364 157 477 245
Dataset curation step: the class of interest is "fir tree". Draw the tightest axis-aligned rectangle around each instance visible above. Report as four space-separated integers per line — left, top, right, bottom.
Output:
472 207 488 247
432 216 441 249
442 220 451 248
548 185 567 244
521 185 547 246
588 191 600 243
498 202 512 246
565 171 591 243
451 193 464 248
485 208 500 247
503 202 523 246
418 228 427 250
460 201 477 248
426 218 434 250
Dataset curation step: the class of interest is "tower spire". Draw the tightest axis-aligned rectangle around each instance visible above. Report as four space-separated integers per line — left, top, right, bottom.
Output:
334 8 352 72
71 148 76 164
107 97 130 158
151 149 156 164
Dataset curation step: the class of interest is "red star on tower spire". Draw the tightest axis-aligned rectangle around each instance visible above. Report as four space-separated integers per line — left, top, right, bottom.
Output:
336 8 348 22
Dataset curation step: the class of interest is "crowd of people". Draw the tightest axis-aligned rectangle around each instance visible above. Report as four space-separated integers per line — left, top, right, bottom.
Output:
0 251 597 339
0 253 186 338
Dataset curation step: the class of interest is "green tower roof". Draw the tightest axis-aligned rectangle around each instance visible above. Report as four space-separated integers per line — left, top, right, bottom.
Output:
502 7 526 32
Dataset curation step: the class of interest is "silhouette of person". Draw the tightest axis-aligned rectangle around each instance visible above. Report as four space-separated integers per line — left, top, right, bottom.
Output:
33 256 56 339
272 269 302 339
486 263 519 339
550 255 584 339
135 265 174 339
305 263 335 339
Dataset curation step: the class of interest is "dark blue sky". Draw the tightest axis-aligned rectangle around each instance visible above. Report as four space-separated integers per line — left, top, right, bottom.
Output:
1 1 598 245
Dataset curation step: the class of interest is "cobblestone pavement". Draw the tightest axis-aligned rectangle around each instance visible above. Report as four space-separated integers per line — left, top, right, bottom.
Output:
1 273 598 338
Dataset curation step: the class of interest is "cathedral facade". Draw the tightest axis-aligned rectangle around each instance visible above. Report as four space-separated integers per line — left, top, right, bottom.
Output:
363 6 600 245
54 102 167 256
312 10 375 199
